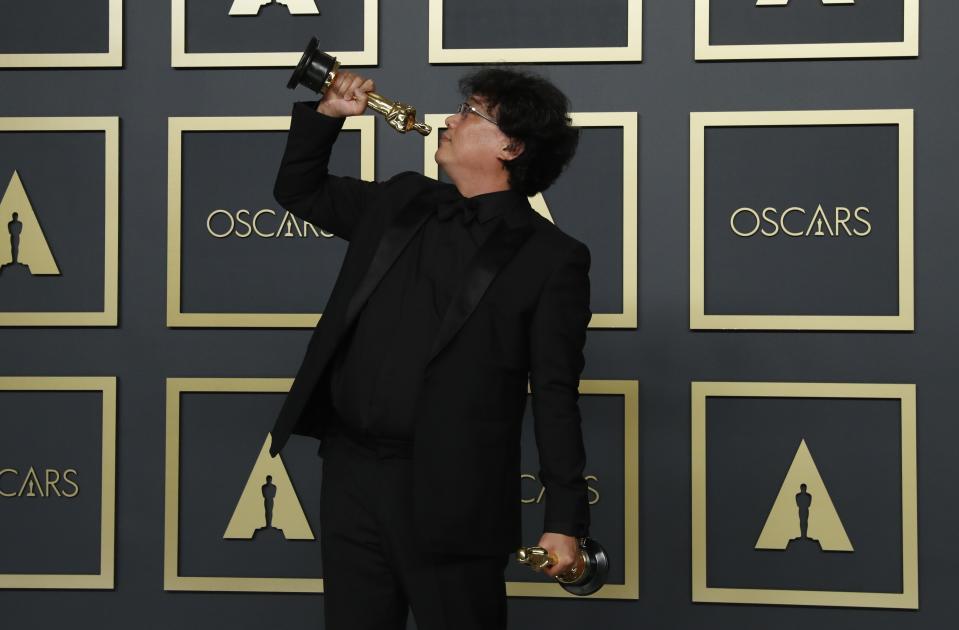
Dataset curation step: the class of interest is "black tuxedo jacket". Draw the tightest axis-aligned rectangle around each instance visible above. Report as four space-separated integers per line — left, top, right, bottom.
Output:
269 101 592 555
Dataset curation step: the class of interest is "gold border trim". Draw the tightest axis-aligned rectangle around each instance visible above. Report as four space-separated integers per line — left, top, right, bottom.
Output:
428 0 642 63
0 0 122 68
423 112 638 329
0 376 117 589
691 381 919 609
166 115 375 328
689 109 914 331
164 378 639 598
694 0 919 60
171 0 378 67
0 117 120 327
163 377 321 592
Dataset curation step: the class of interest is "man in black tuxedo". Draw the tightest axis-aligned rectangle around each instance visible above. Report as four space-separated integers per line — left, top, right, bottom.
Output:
268 67 591 629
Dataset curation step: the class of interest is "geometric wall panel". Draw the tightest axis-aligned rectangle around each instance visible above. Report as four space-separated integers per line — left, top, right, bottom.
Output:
0 377 116 589
695 0 919 61
0 0 122 68
172 0 377 67
692 381 918 609
166 115 374 328
690 109 914 330
0 117 120 326
429 0 642 63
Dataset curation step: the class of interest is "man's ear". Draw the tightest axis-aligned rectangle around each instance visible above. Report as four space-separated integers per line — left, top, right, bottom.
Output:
500 138 525 162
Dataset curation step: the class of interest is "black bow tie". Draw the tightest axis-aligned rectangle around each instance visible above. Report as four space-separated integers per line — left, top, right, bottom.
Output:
436 197 479 225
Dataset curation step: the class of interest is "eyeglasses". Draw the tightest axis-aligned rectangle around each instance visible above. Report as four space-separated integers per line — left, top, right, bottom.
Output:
456 101 498 126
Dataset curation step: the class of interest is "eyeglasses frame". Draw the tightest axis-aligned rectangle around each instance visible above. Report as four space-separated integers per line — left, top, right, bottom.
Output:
456 101 499 126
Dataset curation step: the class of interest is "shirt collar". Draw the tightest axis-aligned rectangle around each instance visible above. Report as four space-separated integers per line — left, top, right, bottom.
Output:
437 186 528 224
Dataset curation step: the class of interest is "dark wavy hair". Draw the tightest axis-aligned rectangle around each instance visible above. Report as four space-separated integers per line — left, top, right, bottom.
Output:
458 67 579 196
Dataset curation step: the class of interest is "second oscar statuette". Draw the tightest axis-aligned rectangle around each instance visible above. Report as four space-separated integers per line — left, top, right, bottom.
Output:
516 536 610 596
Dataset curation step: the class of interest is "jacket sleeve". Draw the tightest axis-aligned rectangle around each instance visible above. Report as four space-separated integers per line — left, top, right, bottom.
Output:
528 241 592 538
273 100 381 241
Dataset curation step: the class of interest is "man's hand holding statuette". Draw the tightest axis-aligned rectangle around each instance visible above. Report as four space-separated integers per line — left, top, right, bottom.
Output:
316 70 375 118
535 531 580 579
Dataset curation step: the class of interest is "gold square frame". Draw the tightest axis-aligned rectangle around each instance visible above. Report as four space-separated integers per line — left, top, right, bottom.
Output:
428 0 642 63
0 0 122 68
171 0 378 67
691 381 918 609
164 377 319 592
0 117 120 327
0 376 117 589
166 115 375 328
164 377 638 598
424 112 638 329
689 109 914 331
694 0 919 60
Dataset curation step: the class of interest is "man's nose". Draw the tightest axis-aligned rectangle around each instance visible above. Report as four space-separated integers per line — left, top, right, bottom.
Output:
445 113 459 128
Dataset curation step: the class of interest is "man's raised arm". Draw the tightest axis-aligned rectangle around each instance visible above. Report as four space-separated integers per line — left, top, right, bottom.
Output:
273 72 381 241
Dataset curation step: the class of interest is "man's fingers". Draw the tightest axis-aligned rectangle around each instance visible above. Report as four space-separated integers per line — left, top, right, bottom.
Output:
536 533 581 579
332 71 350 96
328 71 372 107
334 71 360 96
544 560 574 578
543 555 575 578
316 70 372 117
349 75 366 100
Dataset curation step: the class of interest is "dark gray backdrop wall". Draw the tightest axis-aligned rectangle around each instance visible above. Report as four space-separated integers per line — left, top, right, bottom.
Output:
1 1 956 628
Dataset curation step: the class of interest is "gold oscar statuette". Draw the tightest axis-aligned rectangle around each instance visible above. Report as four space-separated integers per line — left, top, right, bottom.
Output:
287 37 432 136
516 536 610 596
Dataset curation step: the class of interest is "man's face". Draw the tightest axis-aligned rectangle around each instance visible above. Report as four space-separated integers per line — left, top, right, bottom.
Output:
435 94 514 179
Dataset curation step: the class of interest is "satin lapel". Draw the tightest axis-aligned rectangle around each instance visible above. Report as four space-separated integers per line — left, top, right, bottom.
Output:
427 215 534 366
344 198 434 328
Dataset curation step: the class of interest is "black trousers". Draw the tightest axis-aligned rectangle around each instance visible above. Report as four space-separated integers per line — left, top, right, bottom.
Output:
319 428 510 630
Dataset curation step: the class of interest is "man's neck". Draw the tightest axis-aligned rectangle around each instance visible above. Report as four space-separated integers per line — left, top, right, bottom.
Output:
451 177 512 199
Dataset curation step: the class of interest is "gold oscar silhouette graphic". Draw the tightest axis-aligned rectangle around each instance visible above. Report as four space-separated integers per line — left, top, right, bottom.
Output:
755 439 853 552
229 0 320 16
224 434 315 540
0 170 59 277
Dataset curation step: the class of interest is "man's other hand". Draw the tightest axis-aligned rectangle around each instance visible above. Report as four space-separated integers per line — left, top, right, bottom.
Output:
535 531 580 579
316 71 375 118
